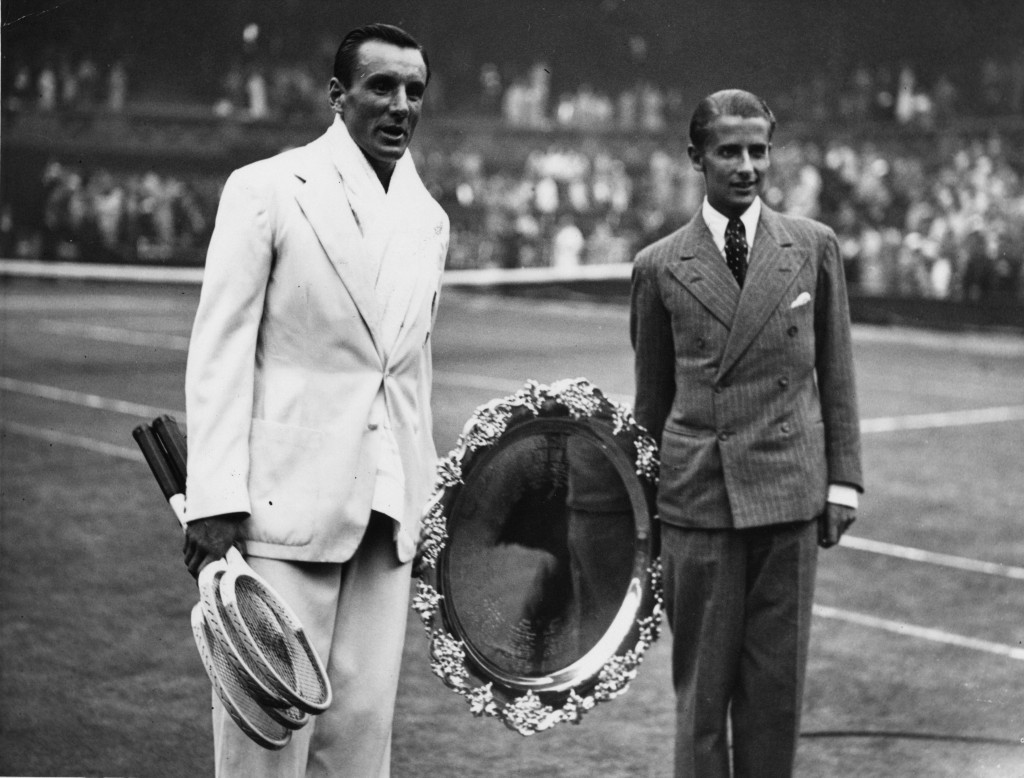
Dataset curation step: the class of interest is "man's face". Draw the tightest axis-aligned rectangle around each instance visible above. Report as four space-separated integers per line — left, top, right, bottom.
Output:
330 40 427 174
688 115 772 218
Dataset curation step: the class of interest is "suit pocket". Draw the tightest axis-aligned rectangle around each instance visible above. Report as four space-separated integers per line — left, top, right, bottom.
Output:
663 421 703 438
246 418 328 547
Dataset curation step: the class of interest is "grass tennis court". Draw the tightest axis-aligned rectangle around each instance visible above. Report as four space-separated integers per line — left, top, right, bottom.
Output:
2 277 1024 777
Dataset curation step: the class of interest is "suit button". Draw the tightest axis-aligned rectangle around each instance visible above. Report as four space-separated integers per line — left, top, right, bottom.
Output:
718 431 729 442
697 338 706 349
781 423 791 433
787 325 799 337
714 384 724 394
778 377 790 388
368 423 379 431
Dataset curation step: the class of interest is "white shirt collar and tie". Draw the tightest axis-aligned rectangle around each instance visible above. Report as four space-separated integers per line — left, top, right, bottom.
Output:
701 195 761 258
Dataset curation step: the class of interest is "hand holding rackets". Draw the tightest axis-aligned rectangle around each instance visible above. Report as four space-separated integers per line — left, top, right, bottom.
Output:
184 513 245 579
132 416 332 749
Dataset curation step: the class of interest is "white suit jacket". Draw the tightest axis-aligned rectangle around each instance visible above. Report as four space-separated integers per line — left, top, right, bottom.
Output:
184 127 449 563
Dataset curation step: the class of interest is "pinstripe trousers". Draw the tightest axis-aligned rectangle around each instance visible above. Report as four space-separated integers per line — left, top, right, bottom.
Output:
660 519 818 778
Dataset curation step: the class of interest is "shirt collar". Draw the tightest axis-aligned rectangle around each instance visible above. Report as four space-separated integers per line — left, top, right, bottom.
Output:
702 196 762 256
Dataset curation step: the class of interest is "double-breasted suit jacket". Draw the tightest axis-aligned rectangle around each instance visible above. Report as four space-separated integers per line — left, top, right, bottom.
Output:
631 205 862 528
185 130 449 564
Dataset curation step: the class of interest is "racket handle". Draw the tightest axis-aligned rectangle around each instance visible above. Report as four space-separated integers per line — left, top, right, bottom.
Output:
132 423 181 502
152 415 188 488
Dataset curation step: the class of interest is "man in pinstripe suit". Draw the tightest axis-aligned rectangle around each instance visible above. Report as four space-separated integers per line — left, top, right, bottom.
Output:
630 89 862 777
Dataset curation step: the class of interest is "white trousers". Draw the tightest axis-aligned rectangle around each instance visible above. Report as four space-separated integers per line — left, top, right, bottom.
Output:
213 514 411 778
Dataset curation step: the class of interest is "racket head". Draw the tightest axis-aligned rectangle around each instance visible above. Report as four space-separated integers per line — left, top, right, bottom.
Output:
197 562 311 729
190 604 293 750
218 552 332 714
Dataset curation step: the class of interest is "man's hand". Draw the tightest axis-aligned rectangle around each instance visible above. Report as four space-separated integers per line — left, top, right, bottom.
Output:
183 514 246 579
818 503 856 549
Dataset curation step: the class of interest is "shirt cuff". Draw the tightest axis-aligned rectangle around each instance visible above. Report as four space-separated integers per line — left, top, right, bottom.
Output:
827 483 859 509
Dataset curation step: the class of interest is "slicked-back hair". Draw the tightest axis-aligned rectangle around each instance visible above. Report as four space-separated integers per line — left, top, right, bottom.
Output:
689 89 776 152
333 23 430 87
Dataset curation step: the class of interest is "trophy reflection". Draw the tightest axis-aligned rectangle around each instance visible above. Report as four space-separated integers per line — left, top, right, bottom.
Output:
445 426 635 678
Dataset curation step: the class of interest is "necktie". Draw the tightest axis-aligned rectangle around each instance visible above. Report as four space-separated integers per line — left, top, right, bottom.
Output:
725 217 747 287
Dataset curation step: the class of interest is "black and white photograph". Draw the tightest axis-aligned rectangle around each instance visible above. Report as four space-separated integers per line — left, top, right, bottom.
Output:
2 1 1023 775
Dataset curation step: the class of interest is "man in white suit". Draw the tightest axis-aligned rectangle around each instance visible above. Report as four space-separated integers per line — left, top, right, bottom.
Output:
183 23 449 777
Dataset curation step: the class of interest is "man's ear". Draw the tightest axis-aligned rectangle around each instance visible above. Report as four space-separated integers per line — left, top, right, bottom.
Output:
687 144 704 174
328 77 345 116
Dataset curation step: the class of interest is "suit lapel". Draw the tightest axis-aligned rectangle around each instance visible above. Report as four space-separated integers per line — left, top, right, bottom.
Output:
666 215 740 328
359 158 441 362
293 137 383 360
717 208 807 379
386 243 438 358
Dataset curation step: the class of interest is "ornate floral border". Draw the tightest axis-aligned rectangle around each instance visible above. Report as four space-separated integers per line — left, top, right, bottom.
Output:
413 378 663 736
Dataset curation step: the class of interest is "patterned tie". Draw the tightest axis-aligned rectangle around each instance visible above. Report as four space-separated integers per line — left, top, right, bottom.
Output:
725 217 748 288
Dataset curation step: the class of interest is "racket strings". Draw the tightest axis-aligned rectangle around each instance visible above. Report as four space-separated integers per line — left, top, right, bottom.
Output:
234 577 329 706
193 606 291 749
215 595 309 729
237 583 297 685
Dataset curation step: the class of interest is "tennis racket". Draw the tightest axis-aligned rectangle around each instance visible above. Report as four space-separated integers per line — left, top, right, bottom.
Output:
197 561 311 731
217 558 332 714
143 415 330 711
132 417 330 740
191 603 293 749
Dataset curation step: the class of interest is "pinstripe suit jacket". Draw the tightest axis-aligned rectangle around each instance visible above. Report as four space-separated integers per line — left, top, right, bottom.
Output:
630 205 862 529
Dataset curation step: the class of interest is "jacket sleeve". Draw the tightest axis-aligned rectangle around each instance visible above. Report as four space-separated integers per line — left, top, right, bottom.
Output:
630 251 676 446
814 229 863 491
184 169 274 522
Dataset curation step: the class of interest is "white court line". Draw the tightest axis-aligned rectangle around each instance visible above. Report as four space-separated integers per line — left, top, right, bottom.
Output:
5 415 1024 664
5 374 1023 578
0 377 182 419
860 405 1024 433
3 369 1023 440
0 420 143 462
10 374 1024 587
1 293 192 314
840 535 1024 579
813 604 1024 661
15 315 1024 431
37 320 191 350
0 258 204 284
433 371 520 392
5 409 1024 663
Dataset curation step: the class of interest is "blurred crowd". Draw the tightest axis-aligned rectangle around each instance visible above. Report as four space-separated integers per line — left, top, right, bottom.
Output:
772 53 1024 128
6 42 1024 131
5 129 1022 303
772 134 1024 303
3 54 129 113
418 131 1024 303
497 50 1024 132
212 61 322 122
497 63 686 134
0 162 220 265
3 40 1024 302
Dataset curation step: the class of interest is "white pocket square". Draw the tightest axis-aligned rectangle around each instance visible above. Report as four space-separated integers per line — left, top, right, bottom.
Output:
790 292 812 309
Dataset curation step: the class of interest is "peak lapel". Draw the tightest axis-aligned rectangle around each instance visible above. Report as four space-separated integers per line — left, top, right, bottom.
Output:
717 210 807 378
666 217 740 328
293 139 383 358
